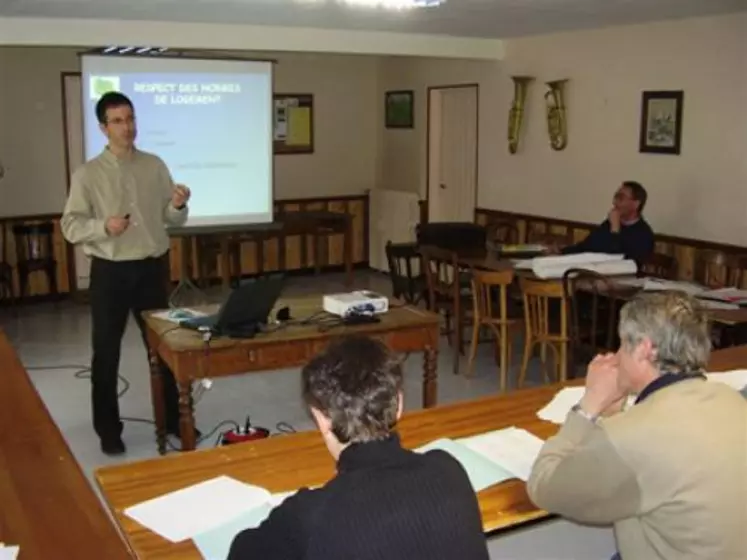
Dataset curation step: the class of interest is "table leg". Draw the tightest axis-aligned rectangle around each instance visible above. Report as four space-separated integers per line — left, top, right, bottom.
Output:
148 345 167 455
178 381 197 451
423 345 438 408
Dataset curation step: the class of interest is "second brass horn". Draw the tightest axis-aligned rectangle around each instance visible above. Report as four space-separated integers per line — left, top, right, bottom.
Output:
507 76 534 154
545 79 569 151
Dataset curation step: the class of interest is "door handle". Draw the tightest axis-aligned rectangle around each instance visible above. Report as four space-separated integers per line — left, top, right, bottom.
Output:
439 183 447 190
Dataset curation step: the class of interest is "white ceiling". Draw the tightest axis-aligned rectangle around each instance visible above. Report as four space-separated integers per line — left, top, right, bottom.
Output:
2 0 746 38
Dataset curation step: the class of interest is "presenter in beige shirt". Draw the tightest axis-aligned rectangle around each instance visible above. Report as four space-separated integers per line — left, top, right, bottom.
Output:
62 92 191 455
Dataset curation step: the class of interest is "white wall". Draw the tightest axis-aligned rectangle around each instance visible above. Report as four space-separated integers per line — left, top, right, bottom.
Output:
0 47 383 216
379 13 747 245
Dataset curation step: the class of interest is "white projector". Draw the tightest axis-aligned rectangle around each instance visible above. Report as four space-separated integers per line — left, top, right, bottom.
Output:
323 291 389 317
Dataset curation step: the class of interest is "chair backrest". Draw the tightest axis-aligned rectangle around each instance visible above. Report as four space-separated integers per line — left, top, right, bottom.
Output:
640 252 678 280
12 222 55 262
562 268 621 358
520 276 567 340
696 251 747 288
526 227 573 247
420 245 463 309
385 241 420 302
485 221 519 245
471 268 515 323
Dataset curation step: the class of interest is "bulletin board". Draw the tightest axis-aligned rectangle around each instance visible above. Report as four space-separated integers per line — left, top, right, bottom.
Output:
273 93 314 154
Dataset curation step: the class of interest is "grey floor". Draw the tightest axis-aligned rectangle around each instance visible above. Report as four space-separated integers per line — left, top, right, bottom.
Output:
2 270 615 559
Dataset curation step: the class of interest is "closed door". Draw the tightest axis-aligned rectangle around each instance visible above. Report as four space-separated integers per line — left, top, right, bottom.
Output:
427 85 478 223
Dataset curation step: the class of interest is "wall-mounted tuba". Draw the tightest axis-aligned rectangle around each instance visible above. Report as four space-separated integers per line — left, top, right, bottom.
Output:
545 79 569 151
507 76 534 154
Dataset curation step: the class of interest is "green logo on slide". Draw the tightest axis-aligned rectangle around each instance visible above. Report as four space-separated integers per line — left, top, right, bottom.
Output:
89 76 121 100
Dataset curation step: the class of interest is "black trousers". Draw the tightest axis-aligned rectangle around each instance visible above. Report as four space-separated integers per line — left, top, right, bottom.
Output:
89 255 180 441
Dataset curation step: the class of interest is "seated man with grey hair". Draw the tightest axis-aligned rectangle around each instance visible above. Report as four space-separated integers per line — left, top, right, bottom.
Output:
528 291 747 560
228 335 489 560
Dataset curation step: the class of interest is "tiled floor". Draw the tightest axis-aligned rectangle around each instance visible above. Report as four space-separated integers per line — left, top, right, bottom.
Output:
2 270 614 559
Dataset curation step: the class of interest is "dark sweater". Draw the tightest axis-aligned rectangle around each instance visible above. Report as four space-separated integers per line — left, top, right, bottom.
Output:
227 434 489 560
562 217 654 266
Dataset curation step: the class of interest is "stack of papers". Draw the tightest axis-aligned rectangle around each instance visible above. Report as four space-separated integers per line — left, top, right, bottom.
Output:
527 253 638 280
0 545 19 560
537 371 747 425
416 427 545 490
699 287 747 306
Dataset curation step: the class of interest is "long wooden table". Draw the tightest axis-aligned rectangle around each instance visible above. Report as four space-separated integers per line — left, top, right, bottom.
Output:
95 345 747 560
0 330 131 559
146 297 440 453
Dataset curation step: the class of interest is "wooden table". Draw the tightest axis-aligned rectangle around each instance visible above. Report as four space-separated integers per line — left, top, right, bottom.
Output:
96 345 747 560
460 252 747 326
0 330 131 559
146 297 440 453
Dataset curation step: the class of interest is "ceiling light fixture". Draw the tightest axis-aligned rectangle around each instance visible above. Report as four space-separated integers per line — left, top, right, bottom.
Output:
303 0 446 9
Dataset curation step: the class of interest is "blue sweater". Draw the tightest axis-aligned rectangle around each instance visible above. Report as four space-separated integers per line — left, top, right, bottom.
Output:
562 218 655 266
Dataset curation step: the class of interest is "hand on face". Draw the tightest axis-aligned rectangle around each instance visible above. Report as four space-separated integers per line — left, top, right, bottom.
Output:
105 215 129 236
172 184 191 208
608 207 622 232
580 353 628 417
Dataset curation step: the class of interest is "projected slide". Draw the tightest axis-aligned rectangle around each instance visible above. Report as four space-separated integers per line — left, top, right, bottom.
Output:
81 56 273 227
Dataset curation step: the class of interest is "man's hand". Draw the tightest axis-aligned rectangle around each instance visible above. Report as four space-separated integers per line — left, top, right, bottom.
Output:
105 216 129 237
608 207 621 233
580 353 627 418
172 184 191 209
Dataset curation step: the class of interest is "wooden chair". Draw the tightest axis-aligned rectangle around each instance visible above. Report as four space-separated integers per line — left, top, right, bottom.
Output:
420 245 473 375
695 251 747 289
485 221 519 246
467 268 519 392
562 269 629 373
527 228 573 249
640 253 678 280
518 277 569 387
385 241 425 305
12 222 57 298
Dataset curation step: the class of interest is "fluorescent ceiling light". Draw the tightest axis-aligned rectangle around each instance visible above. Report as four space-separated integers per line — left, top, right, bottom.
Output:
301 0 445 9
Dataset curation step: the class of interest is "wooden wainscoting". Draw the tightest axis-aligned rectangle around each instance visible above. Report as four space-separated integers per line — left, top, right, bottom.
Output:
0 194 369 303
167 194 369 282
475 207 747 287
0 215 72 299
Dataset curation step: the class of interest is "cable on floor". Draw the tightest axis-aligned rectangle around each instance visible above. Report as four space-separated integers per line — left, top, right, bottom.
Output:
26 363 297 449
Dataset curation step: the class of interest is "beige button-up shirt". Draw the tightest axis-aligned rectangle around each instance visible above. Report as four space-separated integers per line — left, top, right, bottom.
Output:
61 148 188 261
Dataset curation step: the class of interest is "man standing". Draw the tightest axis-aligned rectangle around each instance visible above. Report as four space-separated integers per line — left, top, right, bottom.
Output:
528 292 747 560
61 92 191 455
560 181 655 266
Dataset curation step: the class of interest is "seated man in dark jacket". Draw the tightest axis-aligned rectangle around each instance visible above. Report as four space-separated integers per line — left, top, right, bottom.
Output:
561 181 655 266
228 335 489 560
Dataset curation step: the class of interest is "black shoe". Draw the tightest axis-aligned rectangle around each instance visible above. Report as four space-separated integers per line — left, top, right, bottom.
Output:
100 437 126 456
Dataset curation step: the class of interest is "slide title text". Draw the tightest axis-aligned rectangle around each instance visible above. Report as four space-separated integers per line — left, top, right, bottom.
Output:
133 82 242 105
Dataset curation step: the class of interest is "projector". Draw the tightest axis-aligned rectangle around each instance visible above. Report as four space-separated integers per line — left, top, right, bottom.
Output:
323 291 389 317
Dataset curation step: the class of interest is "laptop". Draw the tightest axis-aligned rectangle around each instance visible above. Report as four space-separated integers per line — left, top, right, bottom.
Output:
179 273 285 337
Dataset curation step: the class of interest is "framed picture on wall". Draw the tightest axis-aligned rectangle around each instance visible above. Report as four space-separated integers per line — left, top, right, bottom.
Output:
638 90 684 155
385 90 414 129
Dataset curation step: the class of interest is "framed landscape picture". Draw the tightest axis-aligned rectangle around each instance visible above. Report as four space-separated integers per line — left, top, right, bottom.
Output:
639 90 684 155
385 90 414 129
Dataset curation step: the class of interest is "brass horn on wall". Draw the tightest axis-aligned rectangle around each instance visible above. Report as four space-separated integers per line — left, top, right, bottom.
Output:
545 79 569 151
507 76 534 154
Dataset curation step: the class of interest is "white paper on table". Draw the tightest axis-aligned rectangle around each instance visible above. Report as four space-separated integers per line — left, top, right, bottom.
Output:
124 475 271 543
536 387 586 424
0 545 20 560
640 278 705 296
696 299 739 310
706 370 747 391
458 427 545 482
699 287 747 304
